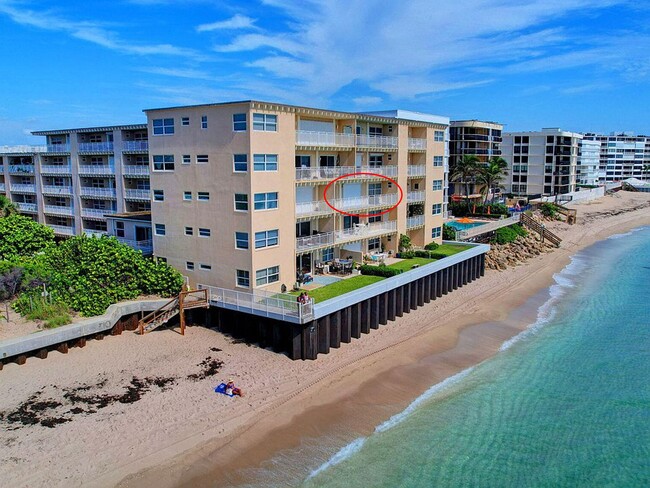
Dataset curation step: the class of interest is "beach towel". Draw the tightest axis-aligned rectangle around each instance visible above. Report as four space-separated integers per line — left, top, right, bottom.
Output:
214 383 235 397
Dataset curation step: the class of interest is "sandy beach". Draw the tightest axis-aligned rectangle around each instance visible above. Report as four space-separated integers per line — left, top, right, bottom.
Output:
1 191 649 488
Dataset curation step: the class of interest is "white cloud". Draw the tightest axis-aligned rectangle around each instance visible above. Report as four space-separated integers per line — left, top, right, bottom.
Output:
352 96 382 106
197 14 257 32
138 67 213 80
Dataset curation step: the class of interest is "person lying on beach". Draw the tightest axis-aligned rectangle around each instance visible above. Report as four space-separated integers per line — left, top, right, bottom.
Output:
226 380 243 397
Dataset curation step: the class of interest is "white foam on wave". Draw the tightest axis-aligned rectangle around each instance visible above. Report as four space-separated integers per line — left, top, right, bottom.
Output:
307 437 366 480
606 226 645 240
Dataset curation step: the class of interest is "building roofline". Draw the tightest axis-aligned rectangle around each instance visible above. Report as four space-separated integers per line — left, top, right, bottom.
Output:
32 123 147 136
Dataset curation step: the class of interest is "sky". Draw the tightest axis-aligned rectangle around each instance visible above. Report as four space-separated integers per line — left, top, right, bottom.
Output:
1 0 649 144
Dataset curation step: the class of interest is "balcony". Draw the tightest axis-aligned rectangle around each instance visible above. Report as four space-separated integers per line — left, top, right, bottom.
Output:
80 187 117 199
81 208 116 219
356 134 398 150
45 144 70 153
78 165 115 176
78 142 114 153
122 141 149 152
117 238 153 255
0 165 4 173
296 220 397 252
40 165 72 175
8 164 35 174
295 165 398 182
42 185 73 196
44 205 74 216
408 138 427 150
462 134 489 141
49 224 75 236
0 183 5 192
407 191 426 203
123 165 150 176
17 202 38 213
295 130 355 148
407 165 426 177
11 183 36 193
406 215 425 229
296 193 399 217
124 189 150 201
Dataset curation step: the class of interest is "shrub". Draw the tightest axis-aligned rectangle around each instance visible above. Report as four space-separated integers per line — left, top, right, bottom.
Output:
443 224 457 240
0 214 55 260
14 293 71 328
399 234 412 252
492 226 520 244
512 224 528 237
424 242 439 251
360 264 403 278
540 203 557 218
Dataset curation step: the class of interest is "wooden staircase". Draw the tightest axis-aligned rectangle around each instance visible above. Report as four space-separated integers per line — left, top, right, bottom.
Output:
139 289 209 335
520 213 562 247
553 203 577 225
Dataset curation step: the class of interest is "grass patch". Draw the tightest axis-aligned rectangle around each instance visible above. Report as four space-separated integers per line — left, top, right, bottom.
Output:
24 299 72 329
292 275 385 303
387 257 436 272
435 243 472 256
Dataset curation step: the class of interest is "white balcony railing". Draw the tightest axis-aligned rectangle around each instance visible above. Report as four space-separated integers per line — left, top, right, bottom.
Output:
78 142 114 152
49 224 75 236
81 208 116 218
296 193 399 217
122 141 149 152
296 220 397 252
408 138 427 150
0 145 46 153
84 230 108 238
295 130 355 147
123 165 150 176
78 165 115 175
407 191 426 202
0 183 5 192
356 134 399 149
407 165 427 177
80 187 117 198
45 144 70 153
42 185 73 195
40 165 72 174
124 189 150 200
44 205 74 216
17 202 38 213
8 164 35 174
117 238 153 254
295 165 398 181
10 183 36 193
406 215 425 228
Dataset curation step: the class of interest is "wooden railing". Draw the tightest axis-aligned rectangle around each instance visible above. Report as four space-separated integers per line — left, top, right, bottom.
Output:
138 289 209 335
554 203 577 224
520 213 562 247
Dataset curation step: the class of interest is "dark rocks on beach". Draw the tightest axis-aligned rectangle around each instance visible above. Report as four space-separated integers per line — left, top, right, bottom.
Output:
485 232 556 271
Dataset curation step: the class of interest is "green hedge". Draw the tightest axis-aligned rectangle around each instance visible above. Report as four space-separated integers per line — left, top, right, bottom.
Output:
360 264 403 278
491 224 527 245
396 249 449 260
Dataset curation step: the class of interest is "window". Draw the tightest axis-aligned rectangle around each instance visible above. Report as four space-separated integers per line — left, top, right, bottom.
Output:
368 237 381 251
254 192 278 210
234 193 248 211
434 131 444 142
432 180 443 191
201 115 208 129
183 191 192 201
200 264 212 270
255 229 279 249
153 155 174 171
369 126 382 136
253 154 278 171
433 156 443 167
233 154 248 172
295 155 311 167
153 190 164 202
115 221 125 238
235 232 249 249
432 203 442 215
198 228 211 237
196 155 209 164
197 192 210 201
368 210 382 223
431 226 441 239
236 270 250 288
185 226 193 236
369 154 383 166
181 117 189 126
233 113 247 131
322 248 334 262
153 118 174 136
368 183 382 196
253 113 277 131
255 266 279 286
182 155 191 165
154 223 166 236
186 261 195 270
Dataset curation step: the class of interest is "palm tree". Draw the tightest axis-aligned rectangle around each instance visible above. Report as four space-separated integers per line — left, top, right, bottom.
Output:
643 164 650 181
450 154 480 211
0 195 18 217
478 156 509 204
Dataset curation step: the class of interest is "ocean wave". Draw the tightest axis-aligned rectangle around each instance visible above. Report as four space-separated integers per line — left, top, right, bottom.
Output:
607 226 646 240
307 437 366 480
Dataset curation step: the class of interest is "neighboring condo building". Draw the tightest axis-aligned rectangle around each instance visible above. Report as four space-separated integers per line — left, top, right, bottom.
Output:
583 132 650 183
144 101 449 292
0 124 152 252
577 139 600 186
502 128 583 197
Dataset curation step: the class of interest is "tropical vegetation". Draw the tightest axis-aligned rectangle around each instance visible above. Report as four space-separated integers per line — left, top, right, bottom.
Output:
450 155 509 208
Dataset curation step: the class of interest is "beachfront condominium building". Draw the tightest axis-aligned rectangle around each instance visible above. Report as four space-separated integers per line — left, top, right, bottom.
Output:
583 132 650 183
144 101 449 292
577 139 600 187
502 128 583 197
0 125 153 253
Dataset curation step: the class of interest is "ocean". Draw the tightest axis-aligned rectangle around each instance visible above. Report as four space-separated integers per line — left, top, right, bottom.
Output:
301 226 650 487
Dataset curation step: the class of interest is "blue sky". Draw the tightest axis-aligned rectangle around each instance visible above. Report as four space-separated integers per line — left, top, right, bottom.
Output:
1 0 649 144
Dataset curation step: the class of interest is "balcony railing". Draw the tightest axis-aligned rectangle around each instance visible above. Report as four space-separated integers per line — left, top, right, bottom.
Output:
17 202 38 213
8 164 35 174
84 230 108 238
78 165 115 175
407 165 426 177
407 191 426 202
81 208 116 219
40 165 72 174
44 205 74 216
406 215 425 228
0 145 46 153
123 165 150 176
78 142 114 153
295 165 398 181
296 193 399 217
49 224 75 236
0 183 5 192
45 144 70 153
356 134 398 149
122 141 149 152
295 130 355 147
80 187 117 198
42 185 73 195
296 220 397 252
0 165 4 173
117 238 153 254
10 183 36 193
124 189 150 200
408 138 427 150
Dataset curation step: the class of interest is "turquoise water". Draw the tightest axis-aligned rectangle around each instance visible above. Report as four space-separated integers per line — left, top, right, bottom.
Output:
447 220 488 231
303 226 650 487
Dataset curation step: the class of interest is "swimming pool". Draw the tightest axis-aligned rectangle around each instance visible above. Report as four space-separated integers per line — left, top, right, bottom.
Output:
446 220 487 231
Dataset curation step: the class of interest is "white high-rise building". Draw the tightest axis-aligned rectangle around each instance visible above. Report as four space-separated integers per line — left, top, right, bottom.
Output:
577 139 600 186
583 132 650 183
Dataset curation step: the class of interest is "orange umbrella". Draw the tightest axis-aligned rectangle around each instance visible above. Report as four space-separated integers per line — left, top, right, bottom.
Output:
456 217 475 224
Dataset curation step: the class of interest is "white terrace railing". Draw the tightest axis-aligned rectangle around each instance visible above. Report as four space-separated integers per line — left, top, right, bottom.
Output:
356 134 399 149
295 165 398 181
198 284 314 323
408 138 427 150
117 238 153 254
0 145 46 153
45 144 71 153
40 165 72 174
78 142 114 153
78 165 115 175
10 183 36 193
81 208 116 219
296 130 355 147
407 165 427 177
296 193 399 217
17 202 38 213
296 220 397 252
407 190 426 202
456 214 522 240
124 189 150 200
123 165 150 176
122 141 149 152
406 215 425 228
49 224 75 236
44 205 74 216
80 187 117 198
8 164 35 174
42 185 73 195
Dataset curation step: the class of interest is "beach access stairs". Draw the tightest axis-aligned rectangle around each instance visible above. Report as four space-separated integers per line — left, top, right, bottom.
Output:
138 289 209 335
553 203 577 225
520 213 562 247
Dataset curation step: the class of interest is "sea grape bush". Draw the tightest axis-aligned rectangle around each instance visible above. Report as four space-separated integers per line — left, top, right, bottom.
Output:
0 214 55 260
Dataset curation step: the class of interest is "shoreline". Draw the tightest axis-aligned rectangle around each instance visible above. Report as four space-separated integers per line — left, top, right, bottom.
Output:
1 192 649 488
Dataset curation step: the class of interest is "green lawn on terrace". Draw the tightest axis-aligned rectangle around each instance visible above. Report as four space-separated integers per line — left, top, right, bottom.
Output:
386 257 435 271
435 243 472 256
290 275 385 303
